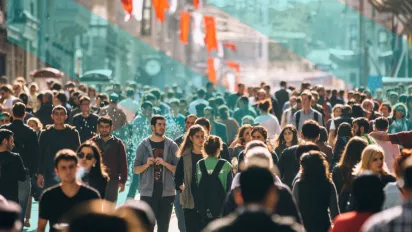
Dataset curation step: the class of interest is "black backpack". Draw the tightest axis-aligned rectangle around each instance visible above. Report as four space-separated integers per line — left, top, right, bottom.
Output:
197 159 226 219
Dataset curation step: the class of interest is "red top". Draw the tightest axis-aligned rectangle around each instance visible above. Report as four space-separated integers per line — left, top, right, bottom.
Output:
389 131 412 148
329 212 374 232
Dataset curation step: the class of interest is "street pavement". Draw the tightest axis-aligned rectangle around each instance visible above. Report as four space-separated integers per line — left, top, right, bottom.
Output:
23 182 180 232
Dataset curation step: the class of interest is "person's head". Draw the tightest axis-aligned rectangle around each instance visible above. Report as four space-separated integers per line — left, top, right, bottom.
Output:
256 99 271 114
318 126 328 144
277 125 298 146
256 89 266 101
296 143 320 163
109 93 119 104
332 104 343 118
300 150 330 181
379 103 392 117
236 124 253 145
184 114 197 132
97 116 113 137
237 96 249 108
338 136 368 171
195 103 207 117
234 167 277 212
52 105 68 125
196 88 206 99
392 149 412 180
280 81 287 88
179 99 188 113
96 94 108 107
351 104 364 118
218 105 230 120
0 195 21 232
241 115 254 126
126 89 135 99
29 82 38 94
336 122 353 141
51 82 62 91
300 90 313 109
150 115 166 137
374 117 389 132
76 142 108 178
79 96 91 113
392 103 407 119
203 106 216 122
141 101 153 119
117 200 156 232
357 145 388 175
27 117 42 131
178 125 206 156
351 172 385 213
0 129 14 151
361 99 374 113
18 92 29 106
301 120 320 142
352 117 369 136
204 135 222 157
310 91 319 105
389 92 399 105
54 149 79 184
11 102 26 119
0 113 10 126
195 117 211 135
244 147 274 171
251 126 268 143
169 99 180 114
0 85 12 98
238 83 245 94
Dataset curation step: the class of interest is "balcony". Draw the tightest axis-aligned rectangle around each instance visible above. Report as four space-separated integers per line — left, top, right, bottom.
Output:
369 0 412 33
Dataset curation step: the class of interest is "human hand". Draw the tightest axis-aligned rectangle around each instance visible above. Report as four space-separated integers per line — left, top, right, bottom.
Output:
155 157 165 166
37 174 44 188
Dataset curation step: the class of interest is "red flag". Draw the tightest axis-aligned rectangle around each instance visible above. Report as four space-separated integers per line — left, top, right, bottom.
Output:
223 42 237 52
204 16 218 53
121 0 133 21
226 61 240 73
180 12 190 44
193 0 199 9
207 58 217 84
152 0 169 22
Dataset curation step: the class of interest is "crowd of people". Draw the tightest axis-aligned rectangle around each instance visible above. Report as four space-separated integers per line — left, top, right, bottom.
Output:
1 76 412 232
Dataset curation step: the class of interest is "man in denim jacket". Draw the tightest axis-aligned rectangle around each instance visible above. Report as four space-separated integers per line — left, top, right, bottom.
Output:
134 115 179 232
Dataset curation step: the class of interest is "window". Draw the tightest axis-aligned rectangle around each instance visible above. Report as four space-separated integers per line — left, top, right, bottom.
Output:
141 0 152 36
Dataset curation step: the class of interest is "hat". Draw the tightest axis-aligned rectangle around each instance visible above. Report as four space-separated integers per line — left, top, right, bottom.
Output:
109 93 119 103
118 200 156 232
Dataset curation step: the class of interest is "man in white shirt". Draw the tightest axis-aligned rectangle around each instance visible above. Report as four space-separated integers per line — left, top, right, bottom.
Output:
0 85 17 111
188 88 209 115
119 89 140 123
373 117 400 173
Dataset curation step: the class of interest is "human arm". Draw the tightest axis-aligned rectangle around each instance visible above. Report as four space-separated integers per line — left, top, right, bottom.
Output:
276 184 303 225
369 131 390 141
220 143 230 162
329 182 340 219
134 143 154 174
15 154 27 181
117 140 128 184
37 130 46 188
174 157 185 191
29 130 40 176
292 181 299 205
37 218 48 232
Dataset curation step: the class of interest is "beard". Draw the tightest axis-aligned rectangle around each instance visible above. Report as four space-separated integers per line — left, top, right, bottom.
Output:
155 131 165 137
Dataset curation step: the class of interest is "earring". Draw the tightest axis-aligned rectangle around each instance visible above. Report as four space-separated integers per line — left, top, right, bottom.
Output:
93 164 96 167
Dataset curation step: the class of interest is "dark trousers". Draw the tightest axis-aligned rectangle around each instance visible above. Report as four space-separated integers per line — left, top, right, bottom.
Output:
140 183 174 232
183 208 204 232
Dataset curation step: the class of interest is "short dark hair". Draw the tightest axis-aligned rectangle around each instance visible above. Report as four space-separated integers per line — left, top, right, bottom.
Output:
19 92 29 105
238 96 249 105
0 129 13 144
375 117 389 131
204 135 222 157
179 99 187 105
240 167 275 203
185 114 197 123
97 116 113 126
169 99 180 107
280 81 287 87
318 126 328 143
296 143 321 162
204 106 215 116
79 96 91 105
197 88 206 98
301 120 320 140
126 89 135 97
54 149 78 168
51 82 62 91
52 105 67 115
150 115 166 126
141 101 153 109
12 102 26 118
149 89 161 100
195 117 211 130
352 172 384 212
353 117 370 133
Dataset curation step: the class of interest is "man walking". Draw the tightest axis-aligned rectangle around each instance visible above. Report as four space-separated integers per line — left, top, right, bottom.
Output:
90 116 128 202
72 96 99 142
134 115 179 232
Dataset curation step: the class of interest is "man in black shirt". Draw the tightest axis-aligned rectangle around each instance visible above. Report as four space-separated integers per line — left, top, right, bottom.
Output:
37 106 81 190
72 96 98 142
37 149 100 232
1 102 40 222
0 129 26 203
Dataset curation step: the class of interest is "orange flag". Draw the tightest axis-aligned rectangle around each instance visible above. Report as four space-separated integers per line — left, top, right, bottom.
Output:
207 58 217 84
204 16 218 53
193 0 199 9
223 42 237 52
226 61 240 73
121 0 133 20
180 12 190 44
152 0 170 22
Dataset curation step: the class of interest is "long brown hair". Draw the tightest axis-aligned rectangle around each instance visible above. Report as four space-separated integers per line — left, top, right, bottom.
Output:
177 125 206 157
235 125 253 146
300 150 331 182
77 141 109 180
251 126 274 152
276 125 298 147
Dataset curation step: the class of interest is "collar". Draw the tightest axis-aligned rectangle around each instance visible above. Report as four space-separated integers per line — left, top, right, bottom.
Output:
237 204 272 215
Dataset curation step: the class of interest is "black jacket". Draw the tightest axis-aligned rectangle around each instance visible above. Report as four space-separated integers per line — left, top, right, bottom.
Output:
1 120 40 176
278 146 299 188
72 113 99 142
212 121 228 144
275 89 290 111
82 173 109 198
0 151 26 202
35 102 54 126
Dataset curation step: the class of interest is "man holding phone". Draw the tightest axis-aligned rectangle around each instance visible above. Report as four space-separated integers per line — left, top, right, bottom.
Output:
134 115 179 232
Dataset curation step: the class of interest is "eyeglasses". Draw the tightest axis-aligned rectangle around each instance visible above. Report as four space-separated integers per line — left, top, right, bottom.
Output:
77 152 94 160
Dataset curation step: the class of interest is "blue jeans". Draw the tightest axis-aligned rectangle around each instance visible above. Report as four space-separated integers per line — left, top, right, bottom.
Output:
174 190 186 232
18 175 31 223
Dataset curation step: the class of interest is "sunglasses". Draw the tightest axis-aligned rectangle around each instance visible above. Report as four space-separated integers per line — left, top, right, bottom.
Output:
77 152 94 161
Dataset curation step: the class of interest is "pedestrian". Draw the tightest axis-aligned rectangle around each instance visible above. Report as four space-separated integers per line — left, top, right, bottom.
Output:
27 117 43 139
37 105 80 189
353 145 396 188
332 137 368 213
373 117 399 173
291 91 323 134
0 84 17 111
99 93 127 134
174 114 198 147
389 103 409 133
204 167 304 232
90 116 127 202
327 105 352 145
174 124 206 232
76 142 109 198
228 124 253 162
196 135 233 225
317 126 333 165
218 105 240 144
330 122 353 169
352 117 376 144
37 149 100 232
117 200 156 232
204 107 228 144
35 91 54 126
330 172 385 232
72 96 99 142
1 103 40 223
274 125 299 157
134 115 178 232
293 151 340 232
0 129 27 203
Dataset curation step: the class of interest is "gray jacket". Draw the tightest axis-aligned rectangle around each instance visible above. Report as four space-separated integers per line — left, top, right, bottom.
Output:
134 137 179 197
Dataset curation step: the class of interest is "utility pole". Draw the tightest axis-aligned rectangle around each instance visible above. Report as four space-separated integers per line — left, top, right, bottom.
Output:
359 0 369 87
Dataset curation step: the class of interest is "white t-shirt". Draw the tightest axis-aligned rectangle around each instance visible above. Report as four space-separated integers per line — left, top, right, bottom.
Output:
375 131 400 173
254 114 281 141
3 96 17 110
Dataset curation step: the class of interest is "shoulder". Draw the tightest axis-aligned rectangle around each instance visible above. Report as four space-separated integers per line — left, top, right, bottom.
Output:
80 185 101 198
282 145 298 155
40 185 61 201
64 124 77 131
72 113 82 119
362 206 403 231
271 215 305 231
203 214 238 232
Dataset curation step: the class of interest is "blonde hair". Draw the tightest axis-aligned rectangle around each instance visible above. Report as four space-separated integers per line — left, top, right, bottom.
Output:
27 117 43 130
354 145 389 175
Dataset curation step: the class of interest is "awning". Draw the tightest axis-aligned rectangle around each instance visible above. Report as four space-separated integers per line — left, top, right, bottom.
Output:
80 69 113 83
329 49 359 66
30 68 64 78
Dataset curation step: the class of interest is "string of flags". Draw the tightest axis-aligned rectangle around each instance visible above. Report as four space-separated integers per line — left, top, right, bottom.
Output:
120 0 240 86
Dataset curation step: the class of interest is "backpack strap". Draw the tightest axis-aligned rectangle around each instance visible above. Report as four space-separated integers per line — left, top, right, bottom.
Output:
212 160 225 177
296 111 301 130
199 160 208 176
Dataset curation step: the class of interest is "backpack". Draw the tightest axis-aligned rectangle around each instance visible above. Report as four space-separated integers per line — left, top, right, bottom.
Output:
197 159 226 219
296 110 320 130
